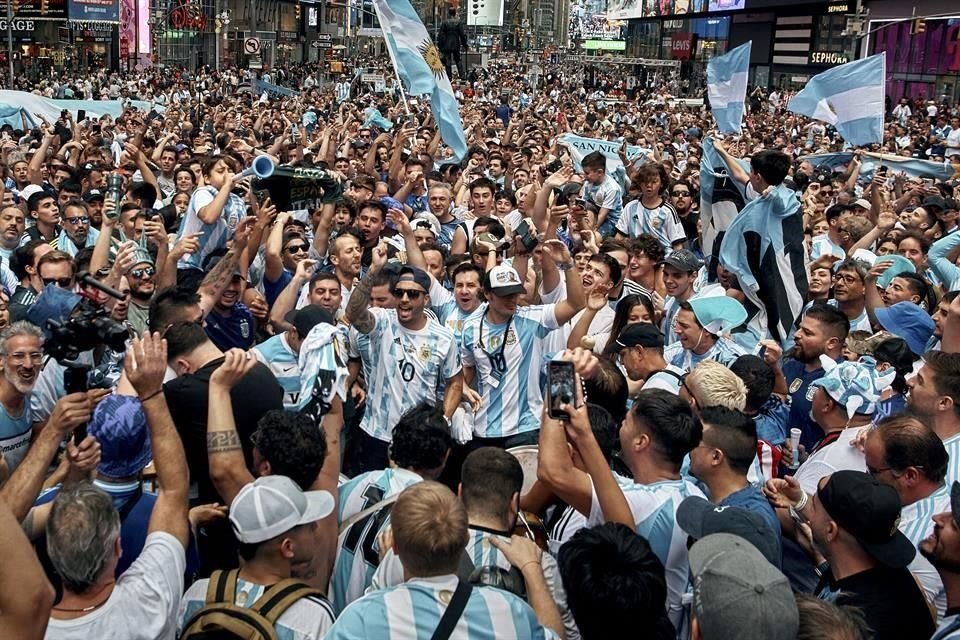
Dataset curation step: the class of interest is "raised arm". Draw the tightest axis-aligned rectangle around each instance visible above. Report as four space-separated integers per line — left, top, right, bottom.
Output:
206 349 257 505
0 499 54 638
344 242 388 334
0 393 92 520
129 333 190 548
197 218 256 317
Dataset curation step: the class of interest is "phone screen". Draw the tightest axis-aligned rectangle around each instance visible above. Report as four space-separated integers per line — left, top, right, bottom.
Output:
548 361 578 420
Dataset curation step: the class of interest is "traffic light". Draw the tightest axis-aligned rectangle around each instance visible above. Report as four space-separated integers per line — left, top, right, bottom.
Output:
295 2 301 19
912 17 925 34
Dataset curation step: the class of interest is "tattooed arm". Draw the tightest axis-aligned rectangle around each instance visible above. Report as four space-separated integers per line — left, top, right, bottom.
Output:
198 218 256 318
344 241 388 334
206 349 257 505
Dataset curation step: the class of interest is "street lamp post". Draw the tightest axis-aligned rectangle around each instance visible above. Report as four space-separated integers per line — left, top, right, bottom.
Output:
6 0 13 87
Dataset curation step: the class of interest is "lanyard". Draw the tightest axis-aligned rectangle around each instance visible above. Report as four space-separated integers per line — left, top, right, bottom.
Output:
477 308 513 375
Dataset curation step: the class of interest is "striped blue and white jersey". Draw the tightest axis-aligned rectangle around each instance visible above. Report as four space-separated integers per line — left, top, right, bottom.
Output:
615 199 685 249
326 575 560 640
809 234 846 261
549 472 634 555
430 277 485 344
330 468 423 614
663 336 746 373
180 575 336 639
902 482 949 619
175 186 248 270
943 433 960 488
337 468 422 523
355 308 461 442
252 333 301 409
370 527 578 640
583 174 623 237
587 477 705 629
460 305 562 438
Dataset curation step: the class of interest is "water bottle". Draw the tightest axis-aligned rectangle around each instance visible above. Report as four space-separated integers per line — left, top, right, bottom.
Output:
105 172 124 220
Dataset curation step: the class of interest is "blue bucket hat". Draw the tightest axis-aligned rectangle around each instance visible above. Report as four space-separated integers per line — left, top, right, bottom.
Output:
26 285 82 340
874 301 934 357
811 355 895 418
874 255 917 289
688 297 748 336
88 394 152 479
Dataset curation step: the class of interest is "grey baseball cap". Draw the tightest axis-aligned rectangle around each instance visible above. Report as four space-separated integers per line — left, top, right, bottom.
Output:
690 533 798 640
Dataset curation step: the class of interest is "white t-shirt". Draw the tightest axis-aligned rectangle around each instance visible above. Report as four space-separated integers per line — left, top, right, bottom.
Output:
794 425 869 494
45 532 186 640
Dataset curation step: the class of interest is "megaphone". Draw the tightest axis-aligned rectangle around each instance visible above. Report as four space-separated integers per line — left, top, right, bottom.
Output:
235 155 276 181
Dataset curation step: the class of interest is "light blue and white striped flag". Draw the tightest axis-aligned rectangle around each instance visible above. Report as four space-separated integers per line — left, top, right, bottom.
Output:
707 42 750 135
788 54 886 147
371 0 467 161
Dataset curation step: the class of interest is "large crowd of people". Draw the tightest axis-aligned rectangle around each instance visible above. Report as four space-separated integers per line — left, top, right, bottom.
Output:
0 52 959 640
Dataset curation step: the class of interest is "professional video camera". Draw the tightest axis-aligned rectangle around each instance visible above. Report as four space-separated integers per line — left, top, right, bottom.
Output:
45 297 130 363
33 273 132 441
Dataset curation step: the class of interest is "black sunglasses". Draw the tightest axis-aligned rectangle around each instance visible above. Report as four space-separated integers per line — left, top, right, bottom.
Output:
285 244 310 254
392 288 424 300
42 277 73 288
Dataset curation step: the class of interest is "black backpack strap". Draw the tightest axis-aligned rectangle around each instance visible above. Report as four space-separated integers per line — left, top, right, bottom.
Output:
204 569 238 605
251 579 325 625
430 581 473 640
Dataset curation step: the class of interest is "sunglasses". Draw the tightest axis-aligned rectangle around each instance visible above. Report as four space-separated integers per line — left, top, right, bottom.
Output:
285 244 310 254
671 191 690 197
131 267 156 279
42 277 73 288
392 288 425 300
64 215 90 224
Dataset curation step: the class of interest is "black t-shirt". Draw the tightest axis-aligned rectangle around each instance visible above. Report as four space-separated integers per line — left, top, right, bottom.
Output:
163 356 283 504
816 565 935 640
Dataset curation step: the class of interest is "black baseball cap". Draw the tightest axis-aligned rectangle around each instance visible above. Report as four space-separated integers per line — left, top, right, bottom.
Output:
818 470 916 568
82 189 105 203
284 304 334 338
659 249 703 273
677 496 779 566
923 195 947 211
612 323 665 351
396 266 431 293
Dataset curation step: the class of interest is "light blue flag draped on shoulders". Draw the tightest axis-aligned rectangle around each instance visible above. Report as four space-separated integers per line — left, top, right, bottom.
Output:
788 54 886 147
700 136 748 264
371 0 467 161
707 41 751 134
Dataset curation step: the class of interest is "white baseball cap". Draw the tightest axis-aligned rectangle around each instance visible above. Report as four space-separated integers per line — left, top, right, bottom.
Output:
229 475 334 544
484 263 526 296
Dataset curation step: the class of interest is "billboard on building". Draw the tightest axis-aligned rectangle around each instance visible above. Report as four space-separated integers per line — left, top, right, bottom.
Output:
68 0 119 22
605 0 740 20
466 0 503 27
569 0 624 46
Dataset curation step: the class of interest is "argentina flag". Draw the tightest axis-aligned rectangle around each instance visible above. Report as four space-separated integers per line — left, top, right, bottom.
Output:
371 0 467 161
700 137 748 269
718 184 809 347
788 54 886 147
707 42 750 135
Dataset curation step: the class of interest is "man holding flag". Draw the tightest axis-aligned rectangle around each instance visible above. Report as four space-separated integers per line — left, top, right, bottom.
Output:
370 0 468 162
717 149 809 346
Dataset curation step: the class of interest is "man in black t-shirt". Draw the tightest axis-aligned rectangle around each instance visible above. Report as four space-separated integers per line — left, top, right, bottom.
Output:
162 321 283 574
806 471 935 640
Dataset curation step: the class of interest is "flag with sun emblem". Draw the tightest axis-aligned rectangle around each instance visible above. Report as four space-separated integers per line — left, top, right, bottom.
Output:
371 0 467 161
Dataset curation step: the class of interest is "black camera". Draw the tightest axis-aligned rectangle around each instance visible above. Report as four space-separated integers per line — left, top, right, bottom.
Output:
46 299 130 363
